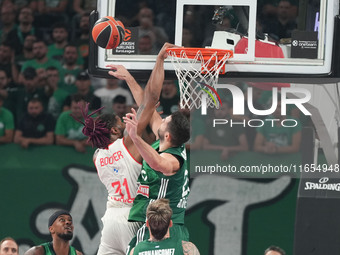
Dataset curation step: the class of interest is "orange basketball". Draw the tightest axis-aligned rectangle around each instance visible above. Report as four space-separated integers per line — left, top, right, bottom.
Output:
92 16 125 49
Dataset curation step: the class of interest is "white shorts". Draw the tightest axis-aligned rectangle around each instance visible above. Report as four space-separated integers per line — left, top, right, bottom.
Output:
97 203 142 255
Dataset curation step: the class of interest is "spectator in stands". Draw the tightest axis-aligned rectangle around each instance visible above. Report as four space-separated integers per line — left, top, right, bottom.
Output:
262 0 297 40
71 12 90 67
72 0 96 16
158 79 179 117
202 101 249 160
55 94 89 153
112 95 127 119
138 33 158 55
181 27 194 47
0 69 10 102
35 0 68 29
61 44 82 94
20 39 63 85
45 66 69 119
6 7 41 55
11 67 49 124
63 71 101 111
264 245 286 255
0 69 18 119
0 237 18 255
0 94 14 144
185 108 205 151
15 34 37 70
0 42 18 83
94 78 133 114
14 98 55 148
253 98 302 154
0 3 17 44
136 7 168 52
47 22 69 63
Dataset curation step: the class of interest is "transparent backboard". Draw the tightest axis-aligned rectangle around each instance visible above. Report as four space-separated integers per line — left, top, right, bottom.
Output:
89 0 340 80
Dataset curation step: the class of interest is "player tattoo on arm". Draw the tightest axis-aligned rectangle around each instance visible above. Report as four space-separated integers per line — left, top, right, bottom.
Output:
182 241 200 255
136 104 145 120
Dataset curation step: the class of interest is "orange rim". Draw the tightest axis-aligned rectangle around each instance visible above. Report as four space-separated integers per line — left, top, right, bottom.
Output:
166 47 233 61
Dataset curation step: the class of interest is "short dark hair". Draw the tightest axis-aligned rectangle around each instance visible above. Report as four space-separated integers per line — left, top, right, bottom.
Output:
46 66 58 72
147 199 172 240
113 95 126 104
70 94 85 103
33 39 47 45
52 22 68 32
264 245 286 255
167 111 190 147
64 43 78 51
28 97 43 105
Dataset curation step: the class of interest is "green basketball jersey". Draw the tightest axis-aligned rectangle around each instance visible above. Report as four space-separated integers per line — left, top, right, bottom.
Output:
41 242 77 255
129 140 190 224
133 237 184 255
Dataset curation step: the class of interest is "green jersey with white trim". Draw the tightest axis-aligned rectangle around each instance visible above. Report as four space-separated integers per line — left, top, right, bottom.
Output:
133 237 184 255
128 140 190 224
41 242 77 255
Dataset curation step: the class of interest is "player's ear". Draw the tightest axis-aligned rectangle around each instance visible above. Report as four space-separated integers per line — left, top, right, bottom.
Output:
164 131 171 142
111 127 120 135
146 220 149 228
169 220 173 228
49 225 54 234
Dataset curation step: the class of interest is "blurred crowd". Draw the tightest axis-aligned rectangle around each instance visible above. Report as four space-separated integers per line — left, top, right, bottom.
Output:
0 0 308 156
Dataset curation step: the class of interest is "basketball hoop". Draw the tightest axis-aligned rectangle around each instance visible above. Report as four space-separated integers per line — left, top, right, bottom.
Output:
166 47 233 110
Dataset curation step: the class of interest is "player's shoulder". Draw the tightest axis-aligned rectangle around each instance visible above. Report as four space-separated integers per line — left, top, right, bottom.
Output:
182 241 200 255
76 250 83 255
24 245 45 255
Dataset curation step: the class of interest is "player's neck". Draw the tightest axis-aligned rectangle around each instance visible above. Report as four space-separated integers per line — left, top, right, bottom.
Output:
159 140 172 152
52 238 70 255
149 230 170 242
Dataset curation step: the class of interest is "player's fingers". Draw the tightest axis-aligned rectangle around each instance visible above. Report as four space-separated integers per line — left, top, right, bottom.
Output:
125 112 134 118
106 64 118 70
108 71 117 77
123 115 137 125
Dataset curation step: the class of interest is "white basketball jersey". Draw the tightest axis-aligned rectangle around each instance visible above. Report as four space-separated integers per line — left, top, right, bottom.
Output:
94 138 142 206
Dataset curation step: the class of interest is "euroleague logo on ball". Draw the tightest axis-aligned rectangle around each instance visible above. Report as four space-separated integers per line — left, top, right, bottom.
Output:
124 29 132 41
92 16 126 49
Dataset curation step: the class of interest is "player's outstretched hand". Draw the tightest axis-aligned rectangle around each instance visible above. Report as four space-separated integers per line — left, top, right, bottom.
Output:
107 64 132 80
157 42 181 61
123 108 138 141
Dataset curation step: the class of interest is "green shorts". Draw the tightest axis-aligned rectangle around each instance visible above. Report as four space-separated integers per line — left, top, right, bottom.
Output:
126 223 189 254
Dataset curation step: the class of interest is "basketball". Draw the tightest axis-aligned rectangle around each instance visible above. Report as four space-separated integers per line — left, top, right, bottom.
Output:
92 16 125 49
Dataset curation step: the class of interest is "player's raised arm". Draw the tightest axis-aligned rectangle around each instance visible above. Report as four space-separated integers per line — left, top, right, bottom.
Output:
107 64 144 106
123 110 181 175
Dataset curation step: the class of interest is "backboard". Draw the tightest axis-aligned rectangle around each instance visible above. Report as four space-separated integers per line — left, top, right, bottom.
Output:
89 0 340 82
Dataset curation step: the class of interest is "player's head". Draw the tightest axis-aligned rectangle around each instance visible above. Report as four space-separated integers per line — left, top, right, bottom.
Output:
0 237 18 255
71 100 125 148
96 113 126 146
146 199 173 241
264 246 286 255
158 111 190 147
48 210 74 241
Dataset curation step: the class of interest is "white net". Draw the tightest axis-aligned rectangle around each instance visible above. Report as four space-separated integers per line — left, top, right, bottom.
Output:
167 48 232 109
